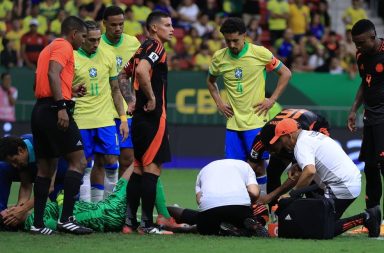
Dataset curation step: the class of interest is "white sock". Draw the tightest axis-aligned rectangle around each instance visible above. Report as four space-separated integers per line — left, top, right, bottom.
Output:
103 162 119 198
256 175 267 196
91 184 104 202
79 165 92 202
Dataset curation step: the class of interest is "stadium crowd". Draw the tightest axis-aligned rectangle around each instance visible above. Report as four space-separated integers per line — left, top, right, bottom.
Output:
0 0 376 76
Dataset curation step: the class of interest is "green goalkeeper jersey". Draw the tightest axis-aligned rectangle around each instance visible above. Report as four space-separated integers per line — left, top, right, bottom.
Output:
25 178 127 232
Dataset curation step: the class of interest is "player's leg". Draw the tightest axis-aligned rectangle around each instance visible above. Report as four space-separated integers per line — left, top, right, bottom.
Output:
225 130 246 160
266 155 291 208
79 129 95 202
372 123 384 225
91 154 106 202
244 128 268 195
115 118 134 178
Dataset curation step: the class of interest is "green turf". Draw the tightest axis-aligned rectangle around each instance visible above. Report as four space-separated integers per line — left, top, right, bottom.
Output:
1 170 383 253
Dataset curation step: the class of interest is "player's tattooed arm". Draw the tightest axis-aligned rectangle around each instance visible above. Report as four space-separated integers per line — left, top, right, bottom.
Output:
118 70 136 114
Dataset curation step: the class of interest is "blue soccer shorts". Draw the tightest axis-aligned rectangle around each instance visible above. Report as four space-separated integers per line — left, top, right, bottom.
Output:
80 126 120 159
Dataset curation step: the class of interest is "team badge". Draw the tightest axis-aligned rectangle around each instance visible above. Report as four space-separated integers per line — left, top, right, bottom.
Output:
149 52 159 62
116 56 123 68
234 67 243 80
89 68 97 78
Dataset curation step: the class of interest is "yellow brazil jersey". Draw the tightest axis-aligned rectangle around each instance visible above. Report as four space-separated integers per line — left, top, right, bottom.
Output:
0 0 13 19
73 47 118 129
343 7 367 30
99 33 141 118
22 15 48 35
209 42 282 131
123 20 143 36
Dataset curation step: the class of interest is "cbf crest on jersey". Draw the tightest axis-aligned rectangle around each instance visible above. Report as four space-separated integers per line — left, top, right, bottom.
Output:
234 67 243 80
89 68 97 78
116 56 123 68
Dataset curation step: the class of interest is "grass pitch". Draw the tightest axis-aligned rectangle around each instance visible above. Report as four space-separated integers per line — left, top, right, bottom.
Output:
1 169 383 253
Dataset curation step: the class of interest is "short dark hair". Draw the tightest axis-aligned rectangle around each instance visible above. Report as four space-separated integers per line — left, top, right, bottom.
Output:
0 136 26 161
351 19 376 36
103 6 124 21
220 17 246 34
61 16 86 35
146 11 170 31
1 72 10 80
84 20 99 31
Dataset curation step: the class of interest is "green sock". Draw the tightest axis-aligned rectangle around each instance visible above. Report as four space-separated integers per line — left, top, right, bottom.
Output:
155 179 171 218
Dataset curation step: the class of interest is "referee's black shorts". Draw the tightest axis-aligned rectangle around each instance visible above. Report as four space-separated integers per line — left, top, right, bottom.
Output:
132 112 171 167
31 98 83 159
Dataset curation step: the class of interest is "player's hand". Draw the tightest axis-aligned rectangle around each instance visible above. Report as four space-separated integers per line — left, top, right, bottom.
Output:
3 205 28 227
144 97 156 112
257 194 273 205
347 111 357 132
217 102 234 118
127 97 136 116
72 83 87 97
278 193 290 201
253 98 275 116
120 121 129 142
288 164 301 181
57 109 69 131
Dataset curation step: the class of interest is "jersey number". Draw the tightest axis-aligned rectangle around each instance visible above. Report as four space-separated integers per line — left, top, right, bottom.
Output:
275 109 308 119
90 82 99 96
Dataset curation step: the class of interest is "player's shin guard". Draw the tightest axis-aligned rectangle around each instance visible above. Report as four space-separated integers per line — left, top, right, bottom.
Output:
141 172 159 228
79 161 93 202
104 162 119 198
256 175 267 196
91 183 104 202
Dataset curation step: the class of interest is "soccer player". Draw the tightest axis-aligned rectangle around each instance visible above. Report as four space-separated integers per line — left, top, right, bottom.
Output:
348 19 384 232
30 16 92 235
207 17 291 193
98 6 141 198
0 135 68 226
247 108 330 206
73 20 128 202
167 159 268 237
123 11 174 235
272 118 381 237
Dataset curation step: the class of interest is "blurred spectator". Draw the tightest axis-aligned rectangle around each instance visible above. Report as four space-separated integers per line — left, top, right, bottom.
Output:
123 7 143 36
308 45 325 69
222 0 242 16
0 0 13 20
39 0 60 21
290 53 312 72
341 29 356 56
78 4 93 21
192 13 214 37
1 39 17 68
246 17 262 45
20 19 48 69
289 0 310 42
274 28 296 65
200 0 221 21
194 43 211 71
342 0 367 30
329 56 343 74
65 0 82 16
267 0 290 45
183 27 202 56
206 29 223 54
22 4 48 35
242 0 260 26
0 72 17 127
317 0 331 28
153 0 178 18
299 34 321 58
338 43 357 78
50 9 67 36
177 0 200 30
0 20 5 52
6 20 23 60
86 0 106 22
132 0 152 24
323 30 339 57
310 13 325 40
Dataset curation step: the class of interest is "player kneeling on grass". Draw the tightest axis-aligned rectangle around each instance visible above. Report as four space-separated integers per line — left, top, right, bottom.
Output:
168 159 269 237
0 135 69 228
267 118 381 237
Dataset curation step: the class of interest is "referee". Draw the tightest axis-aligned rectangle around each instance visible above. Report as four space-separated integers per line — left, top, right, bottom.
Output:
30 16 92 235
